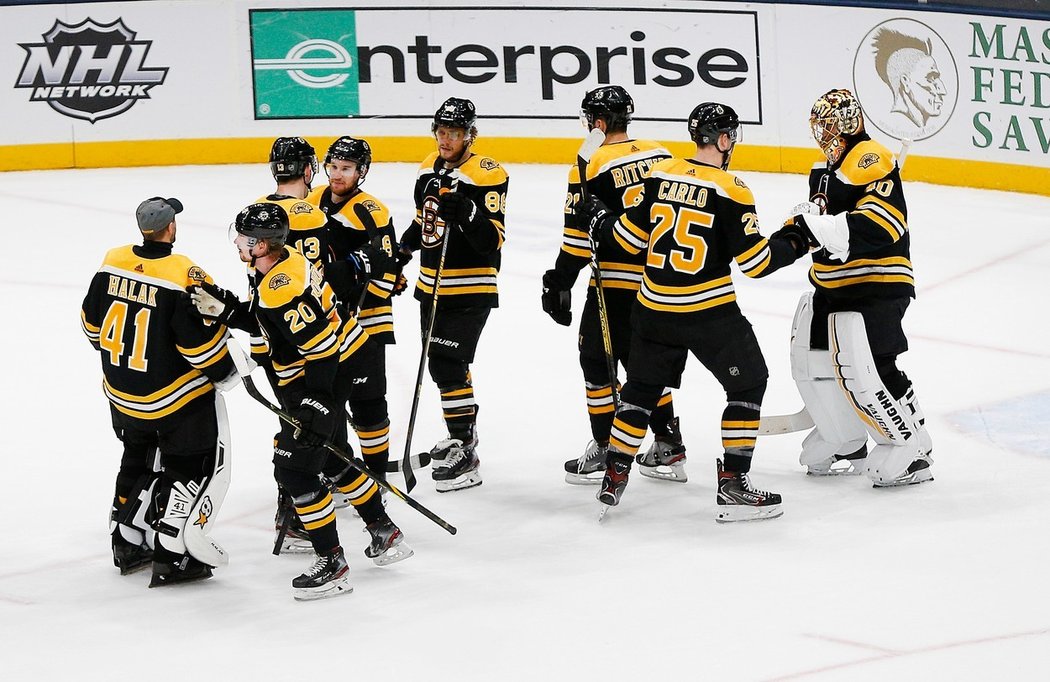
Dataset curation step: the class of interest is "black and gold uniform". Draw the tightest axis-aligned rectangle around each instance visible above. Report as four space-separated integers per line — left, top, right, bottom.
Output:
549 139 677 447
82 205 235 582
245 245 385 551
806 136 914 365
308 185 399 343
258 194 330 266
400 149 509 441
604 154 799 474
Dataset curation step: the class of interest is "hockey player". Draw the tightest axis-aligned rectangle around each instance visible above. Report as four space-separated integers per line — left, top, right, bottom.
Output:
785 88 933 487
189 203 411 600
261 137 397 553
398 97 509 492
81 197 237 586
577 103 809 521
541 85 687 485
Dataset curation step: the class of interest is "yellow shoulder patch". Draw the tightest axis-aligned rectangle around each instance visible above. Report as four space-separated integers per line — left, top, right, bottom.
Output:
257 251 310 309
839 140 896 185
461 154 509 185
353 193 391 224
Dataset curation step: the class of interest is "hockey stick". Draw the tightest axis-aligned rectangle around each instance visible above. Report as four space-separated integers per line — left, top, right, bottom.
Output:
760 138 916 437
577 128 620 409
400 166 459 492
226 337 457 536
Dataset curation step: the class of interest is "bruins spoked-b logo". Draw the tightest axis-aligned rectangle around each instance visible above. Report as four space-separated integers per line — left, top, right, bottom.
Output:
15 18 168 123
852 18 958 141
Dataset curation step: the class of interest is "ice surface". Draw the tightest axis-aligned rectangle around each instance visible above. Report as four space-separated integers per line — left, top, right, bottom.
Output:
1 160 1048 680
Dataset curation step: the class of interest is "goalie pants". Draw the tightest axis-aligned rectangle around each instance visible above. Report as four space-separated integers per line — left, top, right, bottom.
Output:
578 289 675 442
612 309 767 473
809 292 913 400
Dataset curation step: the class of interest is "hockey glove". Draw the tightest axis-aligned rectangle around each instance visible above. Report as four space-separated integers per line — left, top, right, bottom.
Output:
793 212 851 261
577 195 615 242
771 220 811 259
392 249 412 296
436 192 480 231
347 240 394 287
293 395 336 447
188 282 243 326
541 269 572 326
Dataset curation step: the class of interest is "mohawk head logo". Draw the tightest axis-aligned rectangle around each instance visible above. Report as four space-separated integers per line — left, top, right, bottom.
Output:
15 18 169 123
269 273 291 290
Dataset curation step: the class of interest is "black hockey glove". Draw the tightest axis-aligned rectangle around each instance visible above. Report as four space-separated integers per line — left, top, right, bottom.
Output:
771 219 811 259
188 282 243 326
293 395 336 447
347 239 394 286
577 195 615 242
541 269 572 326
437 192 480 231
392 249 412 296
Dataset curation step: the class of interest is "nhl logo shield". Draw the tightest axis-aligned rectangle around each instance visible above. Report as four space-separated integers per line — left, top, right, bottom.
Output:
15 18 169 123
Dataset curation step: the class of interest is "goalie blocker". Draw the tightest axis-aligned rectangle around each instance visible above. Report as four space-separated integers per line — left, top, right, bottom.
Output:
791 293 933 486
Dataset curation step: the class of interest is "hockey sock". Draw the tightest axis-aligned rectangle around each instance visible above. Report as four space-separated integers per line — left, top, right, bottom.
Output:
585 382 616 442
355 419 391 478
648 389 676 438
331 469 380 512
609 382 661 456
722 386 765 474
438 382 476 433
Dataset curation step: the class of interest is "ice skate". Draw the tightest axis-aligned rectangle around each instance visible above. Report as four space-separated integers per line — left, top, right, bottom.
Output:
806 444 867 476
596 452 632 521
715 459 783 523
564 440 607 485
364 515 414 566
871 455 933 488
636 418 688 483
112 534 152 576
149 555 213 588
431 431 482 493
292 546 352 601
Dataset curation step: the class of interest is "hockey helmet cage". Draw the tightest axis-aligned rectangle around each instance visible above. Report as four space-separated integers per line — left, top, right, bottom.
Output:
580 85 634 130
232 202 290 247
269 136 318 181
810 89 865 164
325 136 372 177
432 97 477 136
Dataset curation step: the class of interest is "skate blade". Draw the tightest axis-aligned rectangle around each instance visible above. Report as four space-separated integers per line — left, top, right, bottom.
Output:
807 459 866 476
872 469 934 488
564 471 603 485
638 464 688 483
715 503 783 523
435 472 482 493
148 567 213 588
116 559 153 576
279 539 315 554
293 578 353 601
597 503 613 523
371 543 414 567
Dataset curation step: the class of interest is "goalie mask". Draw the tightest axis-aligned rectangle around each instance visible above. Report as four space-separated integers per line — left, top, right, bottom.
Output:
269 137 318 182
687 102 741 170
811 89 865 165
325 136 372 182
580 85 634 132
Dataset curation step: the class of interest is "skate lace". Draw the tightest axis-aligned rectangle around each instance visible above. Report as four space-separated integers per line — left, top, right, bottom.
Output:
577 441 604 469
740 474 771 497
303 554 331 577
444 446 467 468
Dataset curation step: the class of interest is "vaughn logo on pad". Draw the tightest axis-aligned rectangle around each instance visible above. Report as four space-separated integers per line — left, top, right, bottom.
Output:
15 18 169 123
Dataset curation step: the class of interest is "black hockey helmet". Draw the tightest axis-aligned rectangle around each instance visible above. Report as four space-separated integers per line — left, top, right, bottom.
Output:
232 202 289 247
269 136 318 181
325 136 372 177
581 85 634 131
432 97 477 136
688 102 740 145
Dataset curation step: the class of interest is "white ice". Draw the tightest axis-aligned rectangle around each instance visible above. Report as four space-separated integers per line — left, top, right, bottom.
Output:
1 160 1048 681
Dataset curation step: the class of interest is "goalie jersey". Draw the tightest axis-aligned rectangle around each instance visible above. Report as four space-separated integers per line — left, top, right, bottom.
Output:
308 185 399 344
246 247 369 390
808 138 914 301
400 152 509 309
80 242 233 423
613 158 797 326
556 139 670 295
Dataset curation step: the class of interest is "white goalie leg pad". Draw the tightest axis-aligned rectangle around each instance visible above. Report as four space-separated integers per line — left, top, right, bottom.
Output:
790 294 868 468
183 394 232 567
828 312 927 484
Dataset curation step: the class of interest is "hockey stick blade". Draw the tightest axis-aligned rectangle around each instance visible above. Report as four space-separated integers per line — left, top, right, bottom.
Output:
578 128 606 165
758 408 814 436
225 337 457 536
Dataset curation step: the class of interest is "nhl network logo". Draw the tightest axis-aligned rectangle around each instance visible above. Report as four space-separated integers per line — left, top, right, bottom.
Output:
15 18 169 123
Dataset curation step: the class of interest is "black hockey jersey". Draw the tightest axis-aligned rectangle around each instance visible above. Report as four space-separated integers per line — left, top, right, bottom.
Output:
246 247 369 392
555 139 670 295
807 138 914 300
614 158 797 324
308 184 398 344
81 242 233 422
401 151 509 309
